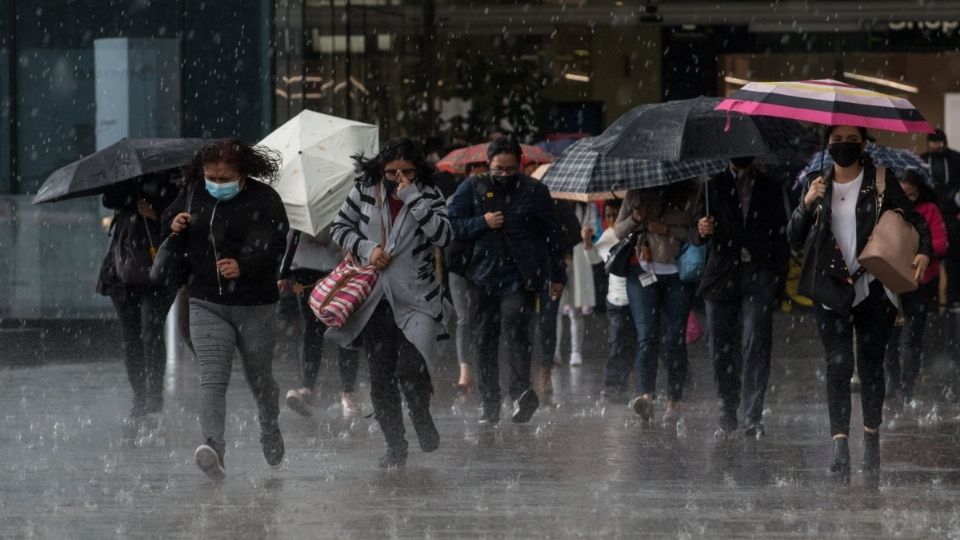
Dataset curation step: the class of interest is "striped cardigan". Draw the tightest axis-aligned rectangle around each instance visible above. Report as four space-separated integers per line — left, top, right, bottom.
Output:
327 179 453 365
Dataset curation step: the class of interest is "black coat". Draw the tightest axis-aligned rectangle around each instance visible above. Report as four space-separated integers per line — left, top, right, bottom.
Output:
97 176 178 295
691 169 790 302
921 148 960 221
787 162 932 313
161 179 289 306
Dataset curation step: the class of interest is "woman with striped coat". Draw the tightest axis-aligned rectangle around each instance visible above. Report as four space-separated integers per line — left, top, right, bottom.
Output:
329 138 452 469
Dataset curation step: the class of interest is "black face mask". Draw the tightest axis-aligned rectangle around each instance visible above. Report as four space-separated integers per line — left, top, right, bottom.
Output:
828 142 863 168
493 174 518 188
729 156 755 169
383 177 398 195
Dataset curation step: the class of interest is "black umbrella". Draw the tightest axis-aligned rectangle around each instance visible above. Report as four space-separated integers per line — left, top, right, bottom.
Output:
596 96 802 163
32 138 208 204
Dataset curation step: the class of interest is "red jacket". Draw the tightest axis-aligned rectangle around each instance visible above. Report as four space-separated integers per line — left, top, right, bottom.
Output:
916 201 949 284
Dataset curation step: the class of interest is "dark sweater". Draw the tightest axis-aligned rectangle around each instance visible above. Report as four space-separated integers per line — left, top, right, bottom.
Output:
161 179 289 306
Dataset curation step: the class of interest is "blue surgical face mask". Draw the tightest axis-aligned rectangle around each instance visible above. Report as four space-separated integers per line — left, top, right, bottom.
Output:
204 178 241 201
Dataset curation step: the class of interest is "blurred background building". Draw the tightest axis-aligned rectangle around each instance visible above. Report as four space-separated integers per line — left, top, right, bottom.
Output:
3 0 960 320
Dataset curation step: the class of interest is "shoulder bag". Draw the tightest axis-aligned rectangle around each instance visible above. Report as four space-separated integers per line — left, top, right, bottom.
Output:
150 183 196 288
857 166 920 294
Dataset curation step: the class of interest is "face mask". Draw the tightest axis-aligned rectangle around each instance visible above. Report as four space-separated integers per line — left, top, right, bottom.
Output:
493 174 518 187
205 178 241 201
382 177 398 196
828 142 863 168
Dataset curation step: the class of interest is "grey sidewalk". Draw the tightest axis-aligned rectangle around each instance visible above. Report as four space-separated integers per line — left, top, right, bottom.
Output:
2 311 960 539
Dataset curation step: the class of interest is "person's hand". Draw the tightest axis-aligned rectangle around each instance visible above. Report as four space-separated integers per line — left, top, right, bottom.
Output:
396 171 413 193
217 258 240 279
484 211 505 229
698 216 715 237
803 177 826 211
277 279 292 293
370 246 392 270
631 205 646 223
136 199 158 221
581 226 594 250
549 282 565 301
912 253 931 283
647 220 669 236
171 212 192 233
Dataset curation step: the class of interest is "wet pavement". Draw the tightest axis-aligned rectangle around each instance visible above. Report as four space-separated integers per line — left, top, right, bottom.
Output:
3 312 960 539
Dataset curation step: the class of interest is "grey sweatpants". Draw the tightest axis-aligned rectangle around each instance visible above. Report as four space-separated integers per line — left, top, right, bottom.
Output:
189 298 280 450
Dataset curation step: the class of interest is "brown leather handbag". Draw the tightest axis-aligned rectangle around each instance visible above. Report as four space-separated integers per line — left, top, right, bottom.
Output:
857 167 920 294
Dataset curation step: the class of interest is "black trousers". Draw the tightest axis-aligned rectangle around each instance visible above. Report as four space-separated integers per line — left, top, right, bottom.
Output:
474 286 536 407
359 301 433 450
603 301 637 392
291 269 359 393
110 285 177 414
814 280 896 436
885 280 936 399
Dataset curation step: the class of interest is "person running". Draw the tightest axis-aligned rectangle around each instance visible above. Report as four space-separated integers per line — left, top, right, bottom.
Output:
788 125 931 476
278 228 362 417
693 156 790 437
163 139 289 479
614 180 699 426
448 136 567 425
884 170 948 407
329 138 452 469
97 172 178 422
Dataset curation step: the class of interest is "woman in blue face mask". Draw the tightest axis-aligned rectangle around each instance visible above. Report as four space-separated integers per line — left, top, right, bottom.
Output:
161 138 290 480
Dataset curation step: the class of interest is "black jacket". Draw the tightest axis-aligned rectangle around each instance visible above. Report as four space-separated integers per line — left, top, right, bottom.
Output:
97 176 178 294
921 148 960 220
787 162 932 312
691 169 790 302
448 173 567 294
161 179 289 306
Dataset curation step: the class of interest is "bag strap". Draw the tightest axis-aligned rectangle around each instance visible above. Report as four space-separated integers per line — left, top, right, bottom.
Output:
185 182 197 214
873 165 887 229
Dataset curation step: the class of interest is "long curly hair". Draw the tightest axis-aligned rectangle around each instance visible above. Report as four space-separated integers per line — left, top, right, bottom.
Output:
352 137 435 187
185 138 281 184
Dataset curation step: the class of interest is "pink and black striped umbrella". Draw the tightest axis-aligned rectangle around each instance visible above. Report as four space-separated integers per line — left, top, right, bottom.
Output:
715 79 934 134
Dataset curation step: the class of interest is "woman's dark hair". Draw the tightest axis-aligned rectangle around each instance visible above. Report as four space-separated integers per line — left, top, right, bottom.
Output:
901 169 938 206
825 125 869 142
186 138 281 184
604 199 623 211
352 137 435 187
487 136 523 161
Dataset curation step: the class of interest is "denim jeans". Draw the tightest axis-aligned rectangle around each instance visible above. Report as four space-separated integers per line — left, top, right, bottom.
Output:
603 301 637 392
814 280 896 436
290 268 359 393
704 265 777 425
625 267 694 400
474 286 536 407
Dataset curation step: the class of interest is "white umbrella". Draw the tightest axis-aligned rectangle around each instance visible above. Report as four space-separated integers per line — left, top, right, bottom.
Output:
259 110 379 235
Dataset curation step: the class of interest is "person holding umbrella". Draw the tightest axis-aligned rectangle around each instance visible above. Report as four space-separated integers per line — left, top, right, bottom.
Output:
163 139 290 479
788 125 932 475
922 129 960 310
692 156 790 437
614 180 699 426
97 172 179 422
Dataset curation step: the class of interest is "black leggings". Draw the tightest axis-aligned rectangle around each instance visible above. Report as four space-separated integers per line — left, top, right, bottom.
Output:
814 281 896 436
359 301 433 450
110 286 177 414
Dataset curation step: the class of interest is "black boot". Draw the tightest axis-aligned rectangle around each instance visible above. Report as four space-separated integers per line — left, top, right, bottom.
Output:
830 437 850 475
378 439 409 469
862 430 881 472
409 405 440 452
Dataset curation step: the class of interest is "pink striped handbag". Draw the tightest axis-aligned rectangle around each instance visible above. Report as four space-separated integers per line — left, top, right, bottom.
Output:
308 183 386 328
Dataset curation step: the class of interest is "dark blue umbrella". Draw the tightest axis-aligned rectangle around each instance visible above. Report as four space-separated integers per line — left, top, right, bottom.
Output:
794 142 932 190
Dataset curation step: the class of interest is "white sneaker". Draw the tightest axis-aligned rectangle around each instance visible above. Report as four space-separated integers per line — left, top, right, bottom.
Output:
195 444 225 480
341 392 361 417
569 352 583 367
286 388 313 417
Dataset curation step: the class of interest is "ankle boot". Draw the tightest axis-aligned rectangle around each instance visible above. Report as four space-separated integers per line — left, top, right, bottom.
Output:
378 439 409 469
830 437 850 474
409 406 440 453
862 431 880 472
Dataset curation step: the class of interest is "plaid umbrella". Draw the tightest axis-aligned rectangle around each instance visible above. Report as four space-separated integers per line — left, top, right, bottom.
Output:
794 142 932 190
715 79 934 134
436 143 552 174
541 138 725 198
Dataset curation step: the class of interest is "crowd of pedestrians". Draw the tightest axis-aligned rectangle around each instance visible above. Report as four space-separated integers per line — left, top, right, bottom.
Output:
98 127 958 479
